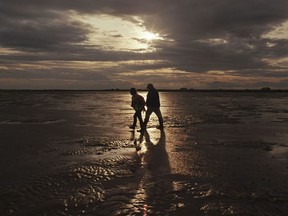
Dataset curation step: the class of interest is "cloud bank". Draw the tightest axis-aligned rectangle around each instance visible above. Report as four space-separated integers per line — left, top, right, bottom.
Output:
1 0 288 89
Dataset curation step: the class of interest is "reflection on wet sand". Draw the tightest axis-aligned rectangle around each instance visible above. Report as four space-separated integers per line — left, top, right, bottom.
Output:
130 129 173 215
134 129 169 172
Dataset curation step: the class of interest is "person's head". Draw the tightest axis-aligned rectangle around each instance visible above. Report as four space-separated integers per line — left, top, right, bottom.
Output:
130 88 137 95
146 83 154 90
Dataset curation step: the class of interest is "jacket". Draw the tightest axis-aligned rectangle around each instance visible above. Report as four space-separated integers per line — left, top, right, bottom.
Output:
146 88 160 107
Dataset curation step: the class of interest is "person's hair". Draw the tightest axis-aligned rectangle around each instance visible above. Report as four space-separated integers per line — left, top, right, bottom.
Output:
130 88 137 95
147 83 154 89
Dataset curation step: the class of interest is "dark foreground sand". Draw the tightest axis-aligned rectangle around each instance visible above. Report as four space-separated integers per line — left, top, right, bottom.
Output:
0 91 287 215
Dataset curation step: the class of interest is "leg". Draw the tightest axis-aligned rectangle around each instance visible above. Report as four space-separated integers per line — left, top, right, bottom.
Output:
154 107 164 128
130 112 137 129
135 110 144 130
144 107 153 129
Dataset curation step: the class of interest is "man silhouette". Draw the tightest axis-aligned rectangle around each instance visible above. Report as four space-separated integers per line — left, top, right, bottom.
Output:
129 88 145 132
144 83 164 130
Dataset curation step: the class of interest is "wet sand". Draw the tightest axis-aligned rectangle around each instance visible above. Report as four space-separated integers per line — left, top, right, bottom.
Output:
0 91 288 215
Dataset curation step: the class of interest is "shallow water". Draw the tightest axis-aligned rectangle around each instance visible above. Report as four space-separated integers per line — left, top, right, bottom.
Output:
0 91 288 215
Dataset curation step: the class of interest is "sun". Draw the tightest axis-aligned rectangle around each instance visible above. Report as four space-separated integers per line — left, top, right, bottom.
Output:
141 31 161 41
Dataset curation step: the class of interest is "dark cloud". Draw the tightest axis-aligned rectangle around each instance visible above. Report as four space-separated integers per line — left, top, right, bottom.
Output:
0 13 90 50
0 67 108 81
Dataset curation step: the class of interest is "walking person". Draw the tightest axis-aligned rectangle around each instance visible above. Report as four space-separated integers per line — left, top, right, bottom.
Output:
144 83 164 130
129 88 145 132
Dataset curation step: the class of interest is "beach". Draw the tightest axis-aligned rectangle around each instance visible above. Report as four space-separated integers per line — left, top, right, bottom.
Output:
0 91 287 216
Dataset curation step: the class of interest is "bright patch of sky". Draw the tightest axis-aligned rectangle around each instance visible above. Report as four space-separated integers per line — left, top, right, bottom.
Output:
263 20 288 40
199 38 229 45
0 48 25 55
70 12 163 52
207 70 226 75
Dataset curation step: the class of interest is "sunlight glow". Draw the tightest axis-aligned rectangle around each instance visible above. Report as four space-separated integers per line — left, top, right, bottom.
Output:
141 31 162 41
70 12 164 52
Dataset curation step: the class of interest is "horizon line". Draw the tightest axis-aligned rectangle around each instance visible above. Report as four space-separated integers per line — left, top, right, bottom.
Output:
0 88 287 92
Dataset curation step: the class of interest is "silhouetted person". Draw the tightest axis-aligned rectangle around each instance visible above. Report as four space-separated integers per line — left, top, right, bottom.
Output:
144 83 164 130
129 88 145 132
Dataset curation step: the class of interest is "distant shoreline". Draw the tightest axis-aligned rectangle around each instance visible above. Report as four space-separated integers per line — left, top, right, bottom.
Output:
0 89 287 92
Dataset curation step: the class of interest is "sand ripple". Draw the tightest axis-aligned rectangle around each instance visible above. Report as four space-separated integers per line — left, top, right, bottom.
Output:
0 155 136 216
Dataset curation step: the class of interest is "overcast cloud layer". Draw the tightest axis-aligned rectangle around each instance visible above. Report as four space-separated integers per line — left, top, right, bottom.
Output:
1 0 288 89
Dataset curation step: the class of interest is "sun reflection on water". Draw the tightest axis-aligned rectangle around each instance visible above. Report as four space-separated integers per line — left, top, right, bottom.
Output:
129 129 170 215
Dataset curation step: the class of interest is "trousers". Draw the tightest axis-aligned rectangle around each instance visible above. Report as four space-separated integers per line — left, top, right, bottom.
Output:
144 107 163 127
132 110 144 129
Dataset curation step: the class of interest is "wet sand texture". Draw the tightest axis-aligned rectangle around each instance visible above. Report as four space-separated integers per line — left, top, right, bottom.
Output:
0 91 287 215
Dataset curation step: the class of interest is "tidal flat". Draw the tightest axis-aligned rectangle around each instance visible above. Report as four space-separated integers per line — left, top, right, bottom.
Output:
0 91 287 215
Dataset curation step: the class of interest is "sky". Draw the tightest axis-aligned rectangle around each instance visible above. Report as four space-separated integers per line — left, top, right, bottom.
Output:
1 0 288 90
